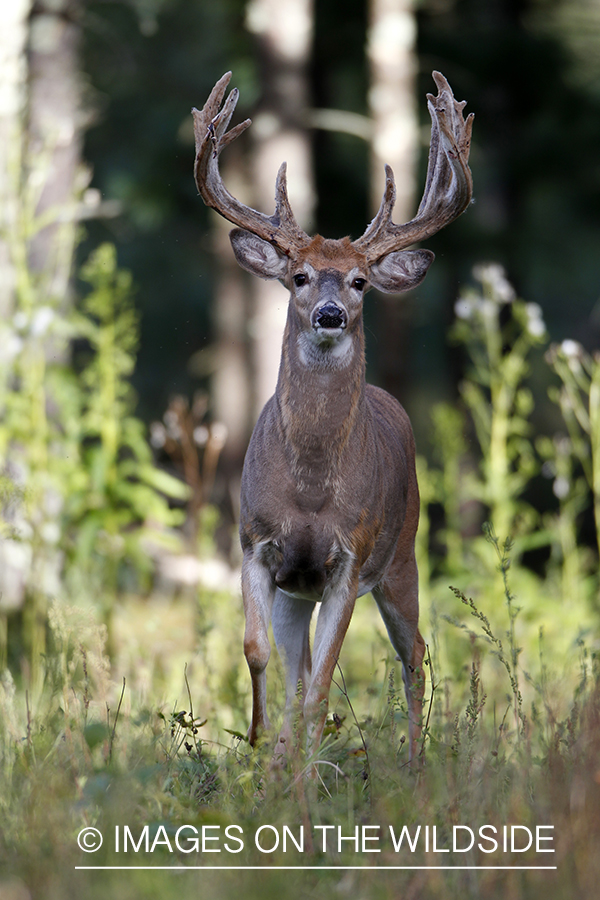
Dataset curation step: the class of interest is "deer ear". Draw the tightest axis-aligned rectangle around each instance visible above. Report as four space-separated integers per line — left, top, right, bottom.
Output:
368 249 434 294
230 228 289 280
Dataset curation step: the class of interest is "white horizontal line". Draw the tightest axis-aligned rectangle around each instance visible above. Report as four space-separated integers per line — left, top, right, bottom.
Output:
75 865 557 871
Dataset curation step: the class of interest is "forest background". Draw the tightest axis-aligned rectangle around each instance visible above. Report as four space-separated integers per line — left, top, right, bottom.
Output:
1 1 600 899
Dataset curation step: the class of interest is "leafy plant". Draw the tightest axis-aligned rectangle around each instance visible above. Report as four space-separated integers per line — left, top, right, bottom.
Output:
544 340 600 563
0 242 190 672
65 243 189 595
416 264 598 722
450 263 547 547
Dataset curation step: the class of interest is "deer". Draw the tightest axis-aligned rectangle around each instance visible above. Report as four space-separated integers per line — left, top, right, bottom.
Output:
192 71 473 770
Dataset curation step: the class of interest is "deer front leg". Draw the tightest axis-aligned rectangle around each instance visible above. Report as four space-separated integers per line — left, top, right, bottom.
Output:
303 571 359 759
241 551 276 745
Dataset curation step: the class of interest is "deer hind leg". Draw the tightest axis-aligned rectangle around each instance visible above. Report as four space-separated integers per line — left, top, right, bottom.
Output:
271 590 315 764
242 551 276 746
373 544 425 762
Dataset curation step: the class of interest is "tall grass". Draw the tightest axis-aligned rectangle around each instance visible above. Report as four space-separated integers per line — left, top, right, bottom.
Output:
1 265 599 899
0 572 598 899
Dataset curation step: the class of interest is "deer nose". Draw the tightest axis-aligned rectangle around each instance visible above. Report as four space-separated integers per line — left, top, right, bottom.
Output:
313 302 347 330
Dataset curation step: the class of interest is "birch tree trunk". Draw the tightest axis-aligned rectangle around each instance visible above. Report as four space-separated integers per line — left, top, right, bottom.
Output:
0 0 84 318
26 0 84 304
210 0 315 500
0 0 31 319
368 0 418 222
210 149 254 486
245 0 316 416
367 0 418 399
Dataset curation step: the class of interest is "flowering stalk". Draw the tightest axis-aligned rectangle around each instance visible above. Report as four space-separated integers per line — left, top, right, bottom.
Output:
546 341 600 563
452 264 546 543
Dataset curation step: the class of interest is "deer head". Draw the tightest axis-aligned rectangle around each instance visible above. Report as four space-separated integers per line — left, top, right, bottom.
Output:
192 69 472 297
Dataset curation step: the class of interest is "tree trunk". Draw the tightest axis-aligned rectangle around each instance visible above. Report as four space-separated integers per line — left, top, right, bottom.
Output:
0 0 31 319
26 0 84 303
368 0 418 222
210 147 254 508
208 0 314 543
367 0 418 401
245 0 316 416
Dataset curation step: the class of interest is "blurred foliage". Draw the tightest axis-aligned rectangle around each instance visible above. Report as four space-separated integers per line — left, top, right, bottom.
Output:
0 233 189 674
66 243 189 594
449 263 547 545
0 0 597 731
414 265 598 703
1 0 597 723
80 0 253 420
77 0 600 432
544 340 600 559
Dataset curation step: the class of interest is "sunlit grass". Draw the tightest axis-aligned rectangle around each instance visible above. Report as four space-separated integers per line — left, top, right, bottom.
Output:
1 570 598 899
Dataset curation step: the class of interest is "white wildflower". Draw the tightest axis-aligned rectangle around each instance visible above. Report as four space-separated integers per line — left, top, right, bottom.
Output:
83 187 102 208
193 425 209 447
473 262 504 283
454 297 474 320
150 421 166 448
528 319 545 337
525 302 546 337
473 262 515 303
31 306 55 337
480 299 498 320
553 476 570 499
40 521 61 545
0 334 23 362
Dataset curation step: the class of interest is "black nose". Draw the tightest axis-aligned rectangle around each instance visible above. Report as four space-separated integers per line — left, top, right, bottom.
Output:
314 302 347 329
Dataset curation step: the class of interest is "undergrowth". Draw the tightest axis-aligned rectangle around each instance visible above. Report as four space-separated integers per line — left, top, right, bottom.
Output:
1 545 599 900
2 256 599 900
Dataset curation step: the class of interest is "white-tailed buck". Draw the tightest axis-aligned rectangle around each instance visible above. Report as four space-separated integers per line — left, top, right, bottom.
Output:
192 71 473 767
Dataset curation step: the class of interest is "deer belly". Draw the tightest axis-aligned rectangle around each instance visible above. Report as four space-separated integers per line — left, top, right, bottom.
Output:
276 565 327 601
277 571 381 603
271 537 355 603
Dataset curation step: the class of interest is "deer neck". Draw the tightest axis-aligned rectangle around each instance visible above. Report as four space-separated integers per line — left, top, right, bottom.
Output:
275 307 366 464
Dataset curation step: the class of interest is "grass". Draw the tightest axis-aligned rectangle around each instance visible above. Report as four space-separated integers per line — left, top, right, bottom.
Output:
2 264 599 898
1 555 599 900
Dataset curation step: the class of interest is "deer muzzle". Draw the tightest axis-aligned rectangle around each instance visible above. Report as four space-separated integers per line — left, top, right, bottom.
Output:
312 301 347 331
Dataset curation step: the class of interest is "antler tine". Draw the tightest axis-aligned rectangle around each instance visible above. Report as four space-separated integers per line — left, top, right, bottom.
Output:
353 71 473 263
193 73 310 255
417 71 474 220
272 162 313 243
355 164 398 247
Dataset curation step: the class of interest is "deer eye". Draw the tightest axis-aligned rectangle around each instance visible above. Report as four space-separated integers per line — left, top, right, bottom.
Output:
353 277 367 291
293 273 307 287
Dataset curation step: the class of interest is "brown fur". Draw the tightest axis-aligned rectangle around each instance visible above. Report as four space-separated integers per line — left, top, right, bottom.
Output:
296 235 367 272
